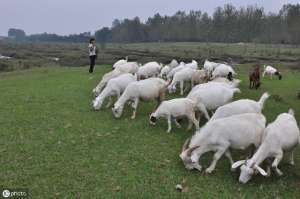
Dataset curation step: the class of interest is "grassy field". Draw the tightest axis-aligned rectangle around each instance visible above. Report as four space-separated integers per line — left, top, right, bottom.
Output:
0 64 300 198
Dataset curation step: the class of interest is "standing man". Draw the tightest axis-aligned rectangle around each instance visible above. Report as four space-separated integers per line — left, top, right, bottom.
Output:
88 38 97 73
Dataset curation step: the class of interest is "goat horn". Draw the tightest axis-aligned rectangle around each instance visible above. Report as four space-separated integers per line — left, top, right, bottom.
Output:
181 138 190 152
186 146 200 157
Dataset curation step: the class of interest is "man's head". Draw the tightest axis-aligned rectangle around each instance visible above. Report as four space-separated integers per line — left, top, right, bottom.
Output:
89 38 95 44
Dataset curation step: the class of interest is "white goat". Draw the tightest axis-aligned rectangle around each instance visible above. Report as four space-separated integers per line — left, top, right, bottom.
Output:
263 65 282 80
191 69 208 87
93 69 123 96
187 83 241 111
180 113 266 173
149 98 210 133
169 59 179 68
232 109 300 184
93 73 137 110
112 78 168 119
159 65 171 79
185 60 198 70
203 60 220 76
210 92 270 121
115 62 139 74
168 67 196 95
112 57 128 69
211 64 236 79
167 63 186 80
166 60 197 80
137 62 162 79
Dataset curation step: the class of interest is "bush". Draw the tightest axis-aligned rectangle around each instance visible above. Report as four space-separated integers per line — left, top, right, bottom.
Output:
0 61 13 72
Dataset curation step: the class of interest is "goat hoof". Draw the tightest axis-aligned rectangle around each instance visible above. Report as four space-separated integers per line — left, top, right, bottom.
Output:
194 166 202 172
272 167 283 176
205 168 214 174
276 171 283 176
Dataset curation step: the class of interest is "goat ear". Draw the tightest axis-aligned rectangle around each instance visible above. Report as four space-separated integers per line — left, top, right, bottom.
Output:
254 165 268 176
231 160 246 169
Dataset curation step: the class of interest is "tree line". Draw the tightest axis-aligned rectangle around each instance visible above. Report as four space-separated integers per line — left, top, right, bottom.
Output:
8 4 300 44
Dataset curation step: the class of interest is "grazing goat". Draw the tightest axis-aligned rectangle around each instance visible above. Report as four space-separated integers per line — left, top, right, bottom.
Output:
249 65 261 89
112 78 169 119
167 62 186 80
204 60 220 77
137 61 162 80
93 69 123 96
168 67 196 95
211 64 236 79
93 73 137 110
159 65 171 79
263 65 282 80
115 62 139 74
112 57 128 69
232 109 300 184
149 98 210 133
180 113 266 173
210 92 270 121
166 60 197 80
169 59 179 68
185 60 198 69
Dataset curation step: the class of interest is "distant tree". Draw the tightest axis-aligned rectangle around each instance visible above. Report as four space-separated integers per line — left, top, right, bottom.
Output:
95 27 112 48
281 4 300 44
8 28 26 41
27 32 91 43
21 3 300 44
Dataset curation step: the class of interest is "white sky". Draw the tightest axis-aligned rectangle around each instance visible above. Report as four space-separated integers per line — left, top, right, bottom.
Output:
0 0 299 36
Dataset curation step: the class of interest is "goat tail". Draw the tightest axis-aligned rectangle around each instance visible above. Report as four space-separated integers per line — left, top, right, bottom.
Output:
288 108 295 116
258 92 270 109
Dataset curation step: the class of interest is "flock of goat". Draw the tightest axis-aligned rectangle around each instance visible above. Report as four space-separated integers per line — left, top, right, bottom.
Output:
91 58 299 184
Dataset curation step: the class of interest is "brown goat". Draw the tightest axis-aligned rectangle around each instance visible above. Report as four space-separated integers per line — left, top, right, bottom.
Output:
249 65 261 89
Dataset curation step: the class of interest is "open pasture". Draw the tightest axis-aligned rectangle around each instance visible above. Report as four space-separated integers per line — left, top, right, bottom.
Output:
0 63 299 198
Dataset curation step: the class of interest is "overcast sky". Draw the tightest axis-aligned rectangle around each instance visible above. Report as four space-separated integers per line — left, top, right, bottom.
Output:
0 0 299 36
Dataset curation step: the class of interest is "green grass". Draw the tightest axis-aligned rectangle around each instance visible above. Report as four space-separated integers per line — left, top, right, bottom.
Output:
0 65 300 198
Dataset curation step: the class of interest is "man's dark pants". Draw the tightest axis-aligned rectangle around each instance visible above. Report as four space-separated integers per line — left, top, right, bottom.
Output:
89 55 96 73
